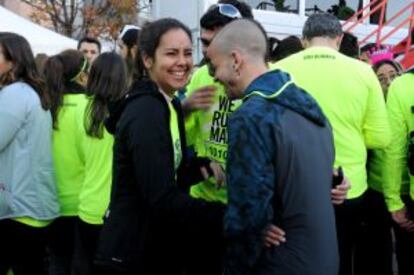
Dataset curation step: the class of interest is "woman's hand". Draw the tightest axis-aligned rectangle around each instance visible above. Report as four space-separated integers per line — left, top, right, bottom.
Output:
200 161 225 188
262 224 286 248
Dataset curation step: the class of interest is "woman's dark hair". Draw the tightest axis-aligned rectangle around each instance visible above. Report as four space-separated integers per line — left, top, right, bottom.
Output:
120 27 140 85
339 32 359 58
85 52 127 138
35 53 49 74
200 0 253 30
135 18 192 81
372 59 403 74
43 49 88 128
269 35 303 62
121 28 140 48
0 32 50 110
360 43 382 55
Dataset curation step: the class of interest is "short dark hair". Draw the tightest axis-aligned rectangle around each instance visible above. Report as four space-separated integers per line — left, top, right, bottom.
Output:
269 35 303 62
303 13 343 40
360 43 385 54
77 37 101 53
136 18 192 81
340 32 359 58
200 0 253 30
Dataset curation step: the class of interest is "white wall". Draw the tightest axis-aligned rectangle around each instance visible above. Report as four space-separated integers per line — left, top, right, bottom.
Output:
151 0 409 62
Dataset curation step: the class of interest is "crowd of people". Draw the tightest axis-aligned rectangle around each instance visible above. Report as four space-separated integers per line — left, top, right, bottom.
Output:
0 0 413 275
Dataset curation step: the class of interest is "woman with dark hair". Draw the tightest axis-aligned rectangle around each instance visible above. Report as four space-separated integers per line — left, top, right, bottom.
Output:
373 59 403 97
0 32 59 275
363 57 404 275
43 49 90 275
74 52 127 275
118 25 140 85
45 50 126 275
95 18 225 275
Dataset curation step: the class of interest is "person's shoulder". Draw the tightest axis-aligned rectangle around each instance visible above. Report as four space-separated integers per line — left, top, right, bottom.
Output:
234 96 272 123
72 93 89 105
270 50 304 70
388 72 414 98
341 52 369 67
188 65 215 84
393 71 414 85
192 64 209 77
2 81 35 96
123 93 166 123
186 64 225 96
334 52 379 86
1 82 41 107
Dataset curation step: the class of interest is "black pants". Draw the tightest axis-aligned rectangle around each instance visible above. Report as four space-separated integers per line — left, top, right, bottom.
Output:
393 196 414 275
0 219 48 275
184 226 224 275
354 188 393 275
92 266 135 275
72 219 102 275
335 194 365 275
47 216 77 275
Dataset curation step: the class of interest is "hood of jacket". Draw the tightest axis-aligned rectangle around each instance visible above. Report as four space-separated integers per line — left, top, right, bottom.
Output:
243 69 327 127
105 79 161 134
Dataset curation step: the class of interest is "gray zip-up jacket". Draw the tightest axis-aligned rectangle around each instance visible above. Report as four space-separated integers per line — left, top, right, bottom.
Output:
225 70 338 275
0 82 59 220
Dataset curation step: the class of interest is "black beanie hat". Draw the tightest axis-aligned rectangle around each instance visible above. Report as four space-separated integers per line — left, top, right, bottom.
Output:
120 25 140 48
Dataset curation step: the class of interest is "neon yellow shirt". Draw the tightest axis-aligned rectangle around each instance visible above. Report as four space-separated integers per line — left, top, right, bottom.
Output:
13 217 52 227
185 65 242 203
271 46 390 199
53 94 87 216
78 112 113 225
168 99 182 171
53 94 113 224
383 73 414 211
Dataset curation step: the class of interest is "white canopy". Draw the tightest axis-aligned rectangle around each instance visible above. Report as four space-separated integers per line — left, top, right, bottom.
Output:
0 6 77 55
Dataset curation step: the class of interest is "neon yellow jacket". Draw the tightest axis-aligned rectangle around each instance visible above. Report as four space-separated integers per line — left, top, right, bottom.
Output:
185 65 242 203
383 72 414 211
271 47 390 199
53 93 113 224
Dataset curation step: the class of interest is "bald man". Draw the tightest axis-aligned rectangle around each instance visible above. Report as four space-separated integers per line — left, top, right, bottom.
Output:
207 19 339 275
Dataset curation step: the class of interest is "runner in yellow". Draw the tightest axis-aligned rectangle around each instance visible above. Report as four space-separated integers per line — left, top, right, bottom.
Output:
183 0 254 204
44 50 116 275
383 71 414 275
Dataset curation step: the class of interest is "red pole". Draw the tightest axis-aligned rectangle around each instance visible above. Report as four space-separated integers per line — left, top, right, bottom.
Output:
375 1 386 47
405 4 414 56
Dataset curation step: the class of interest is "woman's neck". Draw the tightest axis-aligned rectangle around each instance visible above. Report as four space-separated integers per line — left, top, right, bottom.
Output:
159 88 173 102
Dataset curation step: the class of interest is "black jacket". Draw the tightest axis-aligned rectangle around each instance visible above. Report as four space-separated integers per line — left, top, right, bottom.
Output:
95 80 224 274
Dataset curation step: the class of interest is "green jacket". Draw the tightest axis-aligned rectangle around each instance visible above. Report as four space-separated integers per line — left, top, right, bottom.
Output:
53 93 113 224
383 72 414 211
271 46 390 199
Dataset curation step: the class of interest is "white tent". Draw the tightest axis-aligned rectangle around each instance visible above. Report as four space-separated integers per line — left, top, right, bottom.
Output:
0 6 77 55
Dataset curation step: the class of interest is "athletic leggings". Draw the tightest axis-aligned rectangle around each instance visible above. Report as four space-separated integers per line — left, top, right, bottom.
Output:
0 219 48 275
